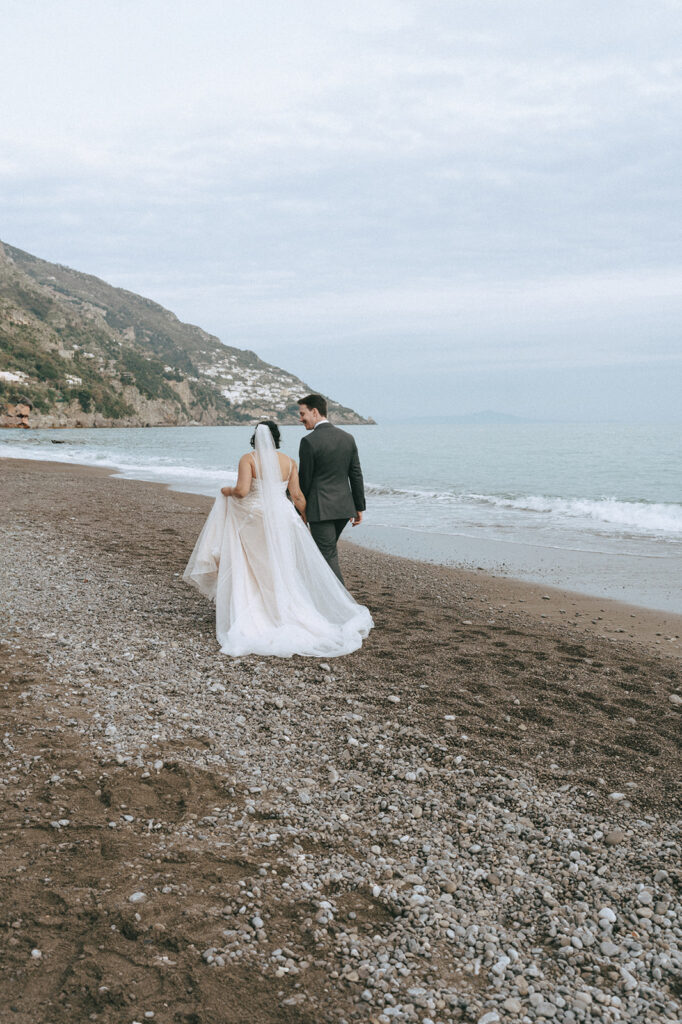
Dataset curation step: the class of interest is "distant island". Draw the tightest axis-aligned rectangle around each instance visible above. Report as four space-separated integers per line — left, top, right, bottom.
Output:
0 240 373 429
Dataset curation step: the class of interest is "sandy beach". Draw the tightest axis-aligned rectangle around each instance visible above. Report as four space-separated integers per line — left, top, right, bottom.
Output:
1 458 680 1024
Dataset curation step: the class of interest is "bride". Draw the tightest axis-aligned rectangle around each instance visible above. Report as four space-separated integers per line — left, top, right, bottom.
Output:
183 421 373 657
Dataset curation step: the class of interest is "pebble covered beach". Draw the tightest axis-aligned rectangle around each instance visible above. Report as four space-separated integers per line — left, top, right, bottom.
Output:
1 459 681 1024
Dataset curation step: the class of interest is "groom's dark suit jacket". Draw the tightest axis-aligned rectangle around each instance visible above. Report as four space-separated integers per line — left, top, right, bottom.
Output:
298 422 366 523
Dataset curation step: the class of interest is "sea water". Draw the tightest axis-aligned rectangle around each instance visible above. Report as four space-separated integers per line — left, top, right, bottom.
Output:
2 422 680 612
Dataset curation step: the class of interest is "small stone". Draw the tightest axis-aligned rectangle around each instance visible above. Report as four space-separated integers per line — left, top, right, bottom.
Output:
668 693 682 705
319 662 331 671
251 915 264 930
620 967 638 990
598 907 617 923
536 1002 557 1018
637 890 653 905
491 955 511 975
129 891 147 904
609 792 625 801
387 695 400 703
600 940 619 956
360 989 372 1002
478 1012 500 1024
298 790 312 804
604 830 626 846
503 998 522 1014
30 948 42 959
412 805 423 818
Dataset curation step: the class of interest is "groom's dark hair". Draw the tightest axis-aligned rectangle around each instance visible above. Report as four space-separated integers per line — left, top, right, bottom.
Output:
298 394 328 417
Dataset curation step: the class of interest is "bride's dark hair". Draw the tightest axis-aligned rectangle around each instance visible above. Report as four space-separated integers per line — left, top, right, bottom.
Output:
250 420 281 449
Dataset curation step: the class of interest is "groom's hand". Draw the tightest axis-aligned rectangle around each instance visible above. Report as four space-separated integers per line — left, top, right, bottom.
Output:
350 511 363 527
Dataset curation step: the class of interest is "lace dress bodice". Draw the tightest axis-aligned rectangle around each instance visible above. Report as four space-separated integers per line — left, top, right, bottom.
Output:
239 476 290 513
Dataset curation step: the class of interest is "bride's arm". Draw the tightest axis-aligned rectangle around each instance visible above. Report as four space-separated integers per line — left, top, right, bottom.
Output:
221 454 254 498
287 461 307 522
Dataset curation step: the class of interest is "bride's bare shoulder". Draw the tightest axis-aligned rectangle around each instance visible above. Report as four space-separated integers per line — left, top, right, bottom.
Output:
238 452 256 476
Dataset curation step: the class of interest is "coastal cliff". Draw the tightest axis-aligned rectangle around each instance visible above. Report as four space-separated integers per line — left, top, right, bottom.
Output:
0 241 373 428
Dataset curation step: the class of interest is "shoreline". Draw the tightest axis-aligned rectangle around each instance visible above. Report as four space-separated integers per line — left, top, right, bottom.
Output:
2 455 681 1023
2 419 680 616
3 455 681 651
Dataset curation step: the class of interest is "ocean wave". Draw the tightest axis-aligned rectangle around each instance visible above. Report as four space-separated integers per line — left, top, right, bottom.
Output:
365 482 452 500
470 494 682 535
365 481 682 537
113 462 232 481
0 443 234 487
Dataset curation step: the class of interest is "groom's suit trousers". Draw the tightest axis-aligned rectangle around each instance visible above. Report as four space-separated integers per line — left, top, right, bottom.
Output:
309 519 348 584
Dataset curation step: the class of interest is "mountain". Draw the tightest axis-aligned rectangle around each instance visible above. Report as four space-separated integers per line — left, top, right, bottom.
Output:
0 241 372 428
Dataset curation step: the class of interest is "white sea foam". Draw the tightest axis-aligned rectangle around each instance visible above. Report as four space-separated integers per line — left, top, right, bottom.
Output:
0 442 233 491
472 494 682 536
364 482 682 538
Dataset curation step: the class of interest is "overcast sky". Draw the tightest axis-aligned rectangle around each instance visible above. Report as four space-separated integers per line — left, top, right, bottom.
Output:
2 0 681 421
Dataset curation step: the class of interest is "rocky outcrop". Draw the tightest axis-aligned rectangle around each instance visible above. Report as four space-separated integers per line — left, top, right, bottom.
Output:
0 398 32 429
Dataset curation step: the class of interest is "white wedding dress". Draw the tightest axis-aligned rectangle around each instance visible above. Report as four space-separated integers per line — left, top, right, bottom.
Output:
183 425 373 657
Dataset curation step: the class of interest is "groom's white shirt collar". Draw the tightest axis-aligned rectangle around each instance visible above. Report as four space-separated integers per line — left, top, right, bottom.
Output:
313 418 329 429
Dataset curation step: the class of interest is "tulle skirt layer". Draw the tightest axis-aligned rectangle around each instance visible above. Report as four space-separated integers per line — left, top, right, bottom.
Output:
183 492 373 657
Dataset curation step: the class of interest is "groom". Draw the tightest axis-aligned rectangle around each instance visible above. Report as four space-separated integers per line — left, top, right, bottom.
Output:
298 394 366 585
